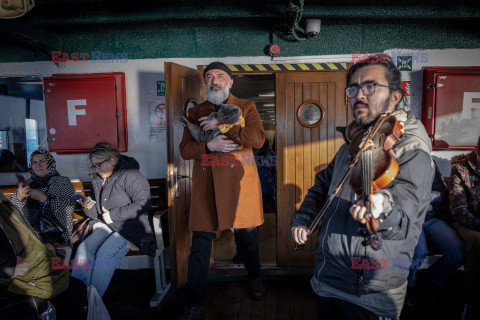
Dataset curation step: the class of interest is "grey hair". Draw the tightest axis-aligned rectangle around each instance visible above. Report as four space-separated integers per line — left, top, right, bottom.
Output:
89 142 121 162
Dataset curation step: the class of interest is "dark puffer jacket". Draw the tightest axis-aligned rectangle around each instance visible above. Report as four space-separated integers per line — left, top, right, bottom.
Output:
450 151 480 231
85 156 156 256
291 114 434 316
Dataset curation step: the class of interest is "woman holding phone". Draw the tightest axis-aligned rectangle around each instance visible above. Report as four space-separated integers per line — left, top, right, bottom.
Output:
10 149 76 247
72 142 155 297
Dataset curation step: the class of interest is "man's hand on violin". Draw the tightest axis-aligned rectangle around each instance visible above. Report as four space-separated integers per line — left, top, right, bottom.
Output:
350 194 384 225
291 226 308 245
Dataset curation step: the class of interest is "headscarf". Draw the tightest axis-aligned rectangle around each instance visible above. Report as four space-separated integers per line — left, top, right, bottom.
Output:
29 149 59 189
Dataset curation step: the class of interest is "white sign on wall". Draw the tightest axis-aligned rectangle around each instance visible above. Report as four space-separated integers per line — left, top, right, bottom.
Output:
149 98 167 141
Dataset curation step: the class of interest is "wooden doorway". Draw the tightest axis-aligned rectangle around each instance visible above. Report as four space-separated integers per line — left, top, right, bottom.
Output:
276 71 350 267
165 62 204 287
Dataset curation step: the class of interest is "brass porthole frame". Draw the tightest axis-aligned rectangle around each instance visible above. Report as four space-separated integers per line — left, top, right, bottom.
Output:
297 100 325 128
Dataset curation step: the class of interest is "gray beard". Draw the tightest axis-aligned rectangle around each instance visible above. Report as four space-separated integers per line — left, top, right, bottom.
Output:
206 85 230 105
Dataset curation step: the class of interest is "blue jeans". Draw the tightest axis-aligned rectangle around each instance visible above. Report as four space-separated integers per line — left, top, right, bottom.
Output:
408 213 465 286
71 224 129 297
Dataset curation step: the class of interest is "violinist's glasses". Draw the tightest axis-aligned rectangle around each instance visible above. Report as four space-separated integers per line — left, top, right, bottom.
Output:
90 159 108 169
345 82 390 98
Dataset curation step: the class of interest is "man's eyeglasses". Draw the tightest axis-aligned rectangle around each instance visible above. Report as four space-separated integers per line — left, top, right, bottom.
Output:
90 159 108 169
345 82 390 98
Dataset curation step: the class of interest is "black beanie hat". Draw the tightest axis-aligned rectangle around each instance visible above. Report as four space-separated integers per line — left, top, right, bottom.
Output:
203 62 232 79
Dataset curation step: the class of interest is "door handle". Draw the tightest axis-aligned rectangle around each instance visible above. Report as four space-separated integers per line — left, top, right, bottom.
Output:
169 164 175 199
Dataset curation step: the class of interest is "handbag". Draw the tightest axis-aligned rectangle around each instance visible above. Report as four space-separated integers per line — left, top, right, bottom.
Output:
70 218 93 257
39 214 66 244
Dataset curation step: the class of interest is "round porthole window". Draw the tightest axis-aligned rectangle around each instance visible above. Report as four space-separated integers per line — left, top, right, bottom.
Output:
297 100 325 128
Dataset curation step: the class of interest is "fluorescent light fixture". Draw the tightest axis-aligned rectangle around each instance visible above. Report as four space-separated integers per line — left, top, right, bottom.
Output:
258 91 275 97
262 103 275 107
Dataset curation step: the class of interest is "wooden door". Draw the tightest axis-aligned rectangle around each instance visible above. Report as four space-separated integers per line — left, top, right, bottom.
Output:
276 71 351 267
165 62 204 286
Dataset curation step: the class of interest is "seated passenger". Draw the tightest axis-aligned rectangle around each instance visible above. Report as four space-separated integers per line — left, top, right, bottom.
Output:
406 160 465 304
10 149 76 247
0 190 87 320
450 136 480 320
72 142 155 297
0 149 16 172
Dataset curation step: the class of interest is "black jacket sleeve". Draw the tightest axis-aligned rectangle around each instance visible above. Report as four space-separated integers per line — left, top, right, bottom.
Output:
0 227 16 278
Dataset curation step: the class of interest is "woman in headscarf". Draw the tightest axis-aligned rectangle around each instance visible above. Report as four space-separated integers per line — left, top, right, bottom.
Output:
72 142 155 297
10 149 76 246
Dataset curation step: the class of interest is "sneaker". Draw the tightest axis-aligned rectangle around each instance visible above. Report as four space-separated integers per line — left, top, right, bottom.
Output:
178 305 205 320
249 277 266 301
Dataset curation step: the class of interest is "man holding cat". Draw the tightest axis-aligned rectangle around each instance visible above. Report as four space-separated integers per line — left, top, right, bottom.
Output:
178 61 266 320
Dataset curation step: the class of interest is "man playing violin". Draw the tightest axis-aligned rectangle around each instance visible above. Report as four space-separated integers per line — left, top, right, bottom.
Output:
291 55 434 320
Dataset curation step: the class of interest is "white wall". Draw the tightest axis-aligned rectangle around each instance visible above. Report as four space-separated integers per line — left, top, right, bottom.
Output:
0 48 478 184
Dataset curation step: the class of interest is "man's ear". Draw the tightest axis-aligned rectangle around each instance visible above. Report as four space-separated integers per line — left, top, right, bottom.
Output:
229 78 234 89
388 90 402 111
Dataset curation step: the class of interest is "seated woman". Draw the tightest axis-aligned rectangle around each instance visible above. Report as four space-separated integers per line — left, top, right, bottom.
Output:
10 149 76 247
405 160 465 305
72 142 155 297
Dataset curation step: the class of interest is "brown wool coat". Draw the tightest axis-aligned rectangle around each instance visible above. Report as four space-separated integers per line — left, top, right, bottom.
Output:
179 94 265 232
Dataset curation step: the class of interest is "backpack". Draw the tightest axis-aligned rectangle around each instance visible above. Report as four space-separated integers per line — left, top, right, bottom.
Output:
0 194 70 299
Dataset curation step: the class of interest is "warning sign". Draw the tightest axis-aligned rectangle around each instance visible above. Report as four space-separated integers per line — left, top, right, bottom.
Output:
149 99 166 141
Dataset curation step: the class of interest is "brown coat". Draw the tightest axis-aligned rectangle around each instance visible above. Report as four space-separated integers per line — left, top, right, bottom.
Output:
179 94 265 232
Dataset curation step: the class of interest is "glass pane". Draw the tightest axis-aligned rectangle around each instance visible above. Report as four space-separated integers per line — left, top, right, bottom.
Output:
299 103 322 125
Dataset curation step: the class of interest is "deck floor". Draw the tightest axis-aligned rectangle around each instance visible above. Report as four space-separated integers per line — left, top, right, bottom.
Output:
102 269 465 320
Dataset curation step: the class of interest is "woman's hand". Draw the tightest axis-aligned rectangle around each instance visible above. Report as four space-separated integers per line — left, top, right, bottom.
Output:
82 198 96 211
101 206 113 224
16 184 30 201
29 189 48 203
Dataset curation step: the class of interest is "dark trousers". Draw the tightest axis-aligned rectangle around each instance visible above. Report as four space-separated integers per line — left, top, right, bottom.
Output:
0 277 88 320
187 228 261 306
317 296 383 320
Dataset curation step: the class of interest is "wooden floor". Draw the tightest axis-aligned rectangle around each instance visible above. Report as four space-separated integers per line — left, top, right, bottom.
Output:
103 270 316 320
102 269 466 320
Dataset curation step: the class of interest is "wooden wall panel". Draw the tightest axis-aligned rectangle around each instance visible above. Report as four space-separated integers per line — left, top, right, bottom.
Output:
276 71 348 267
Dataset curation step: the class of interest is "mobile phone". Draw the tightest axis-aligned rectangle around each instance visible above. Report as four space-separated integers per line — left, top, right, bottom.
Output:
72 194 96 204
15 173 28 187
72 194 87 201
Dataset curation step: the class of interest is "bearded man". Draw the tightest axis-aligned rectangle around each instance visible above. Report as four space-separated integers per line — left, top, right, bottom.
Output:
178 62 265 320
291 55 434 320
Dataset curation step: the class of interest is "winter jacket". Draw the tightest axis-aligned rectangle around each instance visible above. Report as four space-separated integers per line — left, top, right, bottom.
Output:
0 191 70 299
11 175 76 245
85 156 156 256
179 94 265 232
291 113 434 317
450 150 480 231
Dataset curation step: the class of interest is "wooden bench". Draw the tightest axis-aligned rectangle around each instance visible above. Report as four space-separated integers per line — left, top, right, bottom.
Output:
1 178 170 307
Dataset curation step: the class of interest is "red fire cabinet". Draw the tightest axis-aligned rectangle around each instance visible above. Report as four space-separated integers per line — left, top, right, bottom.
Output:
422 67 480 150
44 72 127 153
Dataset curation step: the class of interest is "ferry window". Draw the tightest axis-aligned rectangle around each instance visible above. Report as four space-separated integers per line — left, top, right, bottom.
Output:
0 77 45 172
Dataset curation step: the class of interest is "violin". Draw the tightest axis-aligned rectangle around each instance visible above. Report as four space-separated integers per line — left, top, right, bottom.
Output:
295 112 404 251
348 113 404 250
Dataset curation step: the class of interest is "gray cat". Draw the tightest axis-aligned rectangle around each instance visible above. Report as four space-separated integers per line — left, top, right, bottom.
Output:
181 104 243 143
